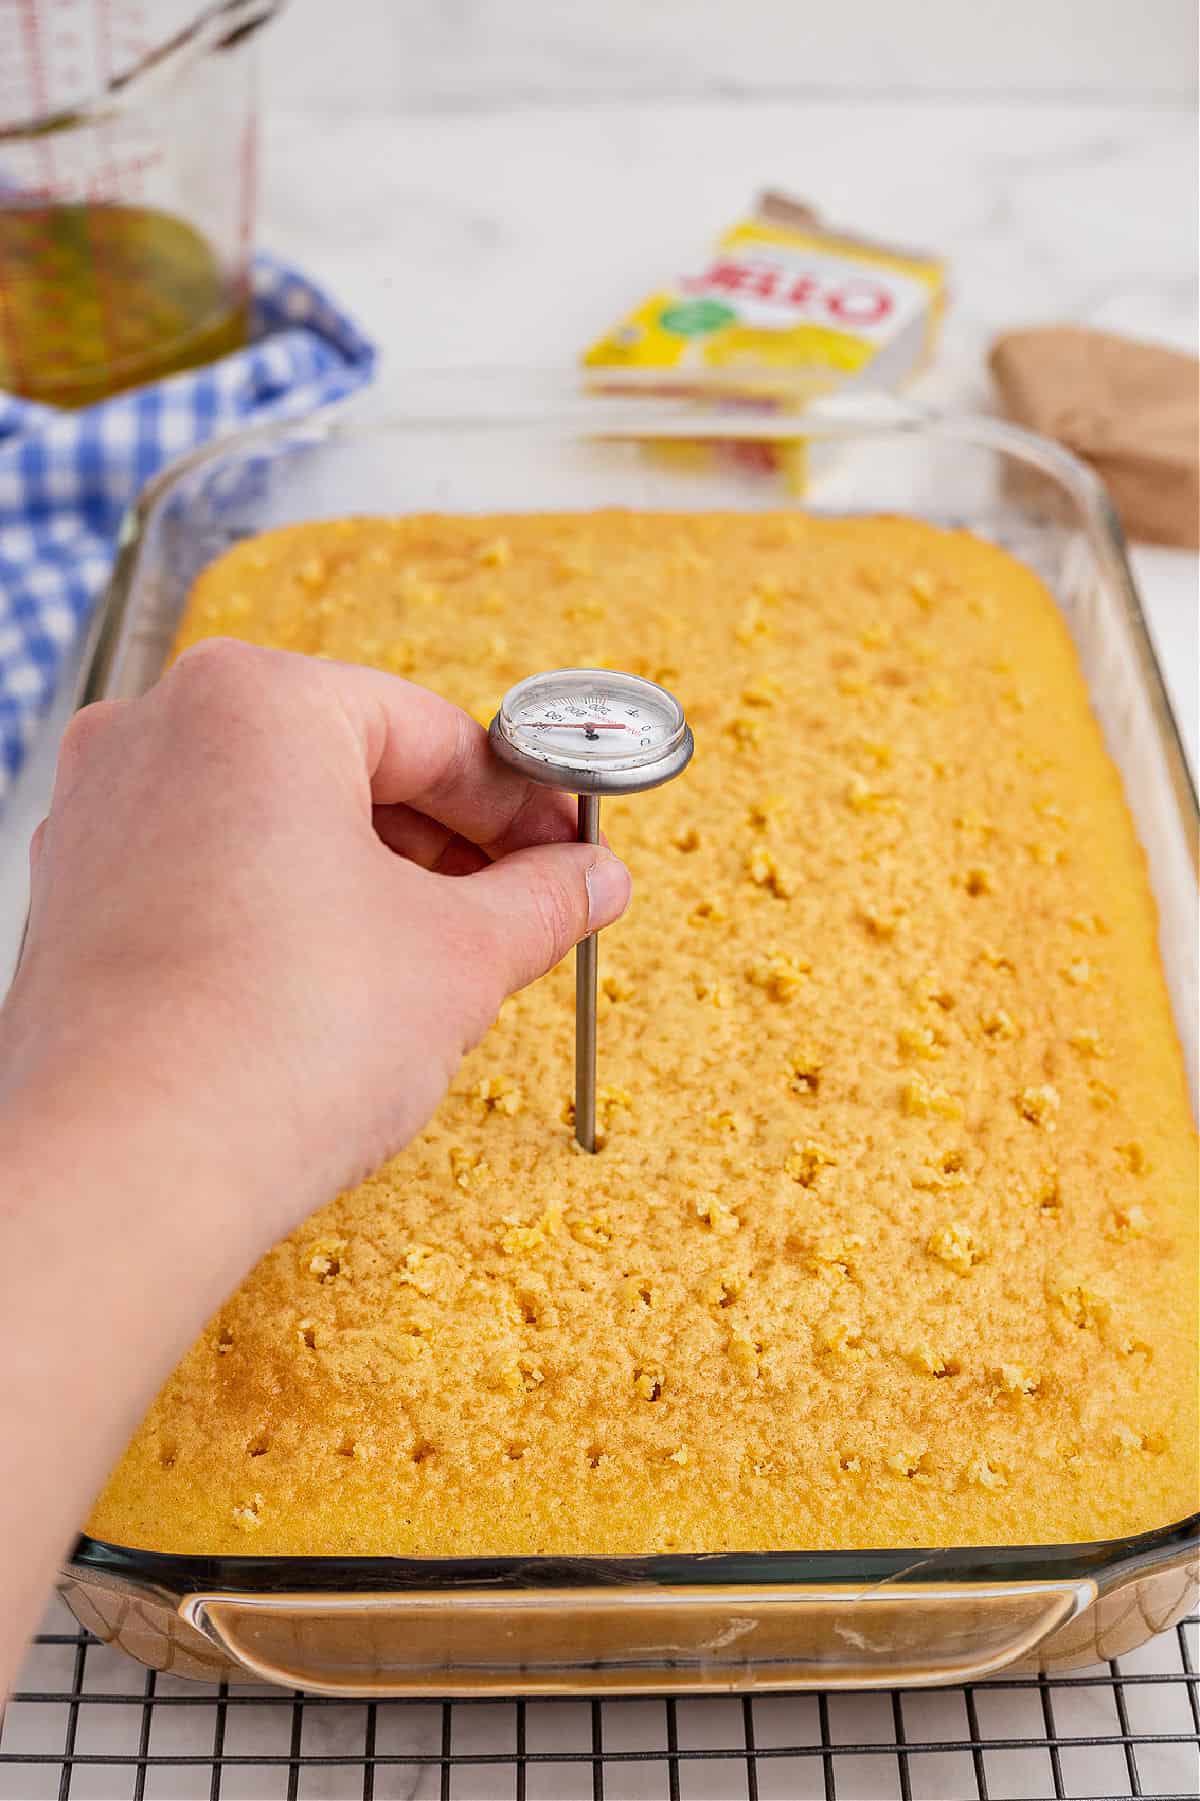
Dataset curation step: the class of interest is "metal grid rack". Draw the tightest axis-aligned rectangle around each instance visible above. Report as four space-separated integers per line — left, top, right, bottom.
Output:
1 1599 1196 1801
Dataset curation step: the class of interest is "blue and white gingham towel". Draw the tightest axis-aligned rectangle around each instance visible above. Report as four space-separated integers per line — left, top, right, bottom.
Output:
0 254 376 799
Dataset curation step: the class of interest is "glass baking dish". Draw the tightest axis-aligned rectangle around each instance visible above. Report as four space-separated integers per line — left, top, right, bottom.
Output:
62 384 1199 1694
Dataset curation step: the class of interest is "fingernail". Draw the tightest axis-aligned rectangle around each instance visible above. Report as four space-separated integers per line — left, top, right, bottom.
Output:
586 851 632 931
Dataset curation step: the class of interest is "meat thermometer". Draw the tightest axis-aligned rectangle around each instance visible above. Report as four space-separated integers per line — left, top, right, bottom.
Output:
489 669 694 1152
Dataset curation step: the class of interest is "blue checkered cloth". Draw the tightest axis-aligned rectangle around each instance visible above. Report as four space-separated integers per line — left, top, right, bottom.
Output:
0 254 376 800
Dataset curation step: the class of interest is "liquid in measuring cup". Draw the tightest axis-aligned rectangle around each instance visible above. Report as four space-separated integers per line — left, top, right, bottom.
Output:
0 0 273 407
0 201 248 407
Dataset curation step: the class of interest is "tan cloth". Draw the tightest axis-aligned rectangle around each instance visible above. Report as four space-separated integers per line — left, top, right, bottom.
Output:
990 326 1199 549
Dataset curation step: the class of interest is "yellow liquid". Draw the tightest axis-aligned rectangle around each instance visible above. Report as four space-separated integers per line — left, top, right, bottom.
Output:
0 202 248 407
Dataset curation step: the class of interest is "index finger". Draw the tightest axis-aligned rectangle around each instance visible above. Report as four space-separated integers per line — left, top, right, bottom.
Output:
321 658 579 858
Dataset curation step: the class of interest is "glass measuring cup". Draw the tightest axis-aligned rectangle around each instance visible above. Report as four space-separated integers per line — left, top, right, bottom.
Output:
0 0 285 408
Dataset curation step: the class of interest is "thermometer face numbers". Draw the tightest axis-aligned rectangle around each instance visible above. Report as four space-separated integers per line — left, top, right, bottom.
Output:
512 687 667 760
492 669 692 793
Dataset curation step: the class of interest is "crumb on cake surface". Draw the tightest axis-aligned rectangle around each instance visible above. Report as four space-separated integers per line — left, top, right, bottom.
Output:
87 510 1199 1555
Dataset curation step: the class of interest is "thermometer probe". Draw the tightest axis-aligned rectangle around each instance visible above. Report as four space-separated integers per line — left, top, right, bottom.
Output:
489 668 694 1151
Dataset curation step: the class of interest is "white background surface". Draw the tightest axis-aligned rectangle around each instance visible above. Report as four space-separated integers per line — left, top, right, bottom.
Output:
1 1 1197 1794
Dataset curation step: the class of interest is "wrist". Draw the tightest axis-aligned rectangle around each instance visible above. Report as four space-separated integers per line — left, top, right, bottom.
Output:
0 1056 279 1670
0 1054 280 1306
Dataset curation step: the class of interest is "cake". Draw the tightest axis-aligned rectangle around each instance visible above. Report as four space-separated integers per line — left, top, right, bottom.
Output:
87 509 1199 1555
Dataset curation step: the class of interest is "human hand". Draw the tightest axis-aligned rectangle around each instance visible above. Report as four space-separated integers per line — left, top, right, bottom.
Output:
1 639 629 1687
0 639 631 1258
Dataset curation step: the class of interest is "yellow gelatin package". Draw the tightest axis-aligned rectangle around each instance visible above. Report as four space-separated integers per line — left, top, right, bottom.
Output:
583 192 946 485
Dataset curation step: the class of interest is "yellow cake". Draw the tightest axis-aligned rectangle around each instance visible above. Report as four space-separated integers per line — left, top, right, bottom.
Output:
88 510 1199 1555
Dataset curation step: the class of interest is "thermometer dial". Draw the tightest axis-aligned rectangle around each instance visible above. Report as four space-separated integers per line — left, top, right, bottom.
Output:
489 668 693 794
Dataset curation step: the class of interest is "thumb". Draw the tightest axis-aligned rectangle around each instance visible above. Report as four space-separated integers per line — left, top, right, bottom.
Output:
460 843 632 997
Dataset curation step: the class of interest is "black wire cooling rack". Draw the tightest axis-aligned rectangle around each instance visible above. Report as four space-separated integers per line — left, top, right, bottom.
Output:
1 1599 1196 1801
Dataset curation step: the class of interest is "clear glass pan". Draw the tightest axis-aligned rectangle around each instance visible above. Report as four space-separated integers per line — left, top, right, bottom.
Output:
64 384 1199 1693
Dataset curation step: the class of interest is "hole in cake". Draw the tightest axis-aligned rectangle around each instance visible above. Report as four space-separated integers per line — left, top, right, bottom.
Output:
885 1448 935 1479
517 1292 542 1327
506 1443 526 1462
300 1325 317 1350
859 906 902 940
940 1150 966 1177
246 1433 270 1459
1037 1173 1062 1215
308 1240 347 1282
336 1437 356 1458
980 1008 1018 1042
964 867 992 897
933 1357 962 1379
586 1446 604 1469
217 1326 234 1353
158 1437 178 1470
411 1440 437 1465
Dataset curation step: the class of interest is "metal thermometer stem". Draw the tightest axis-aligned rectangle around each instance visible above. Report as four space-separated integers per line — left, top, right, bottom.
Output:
489 668 693 1159
575 794 601 1154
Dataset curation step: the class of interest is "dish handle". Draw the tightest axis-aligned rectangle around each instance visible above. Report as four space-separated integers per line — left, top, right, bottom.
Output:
181 1578 1095 1695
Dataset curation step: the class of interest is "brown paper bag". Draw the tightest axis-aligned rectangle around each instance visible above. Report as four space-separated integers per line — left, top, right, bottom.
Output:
990 326 1199 549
